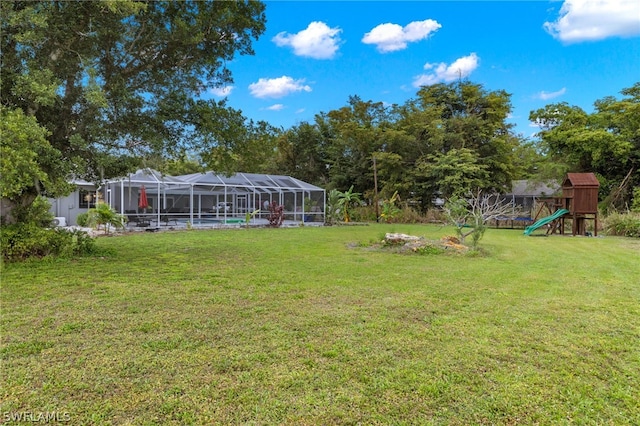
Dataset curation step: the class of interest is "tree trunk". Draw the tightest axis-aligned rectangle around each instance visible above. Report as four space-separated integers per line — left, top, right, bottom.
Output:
1 194 38 225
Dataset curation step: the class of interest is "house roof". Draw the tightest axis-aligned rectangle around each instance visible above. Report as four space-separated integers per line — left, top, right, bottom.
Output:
177 171 322 191
508 180 561 196
106 168 324 192
70 178 97 190
563 173 599 188
120 169 185 185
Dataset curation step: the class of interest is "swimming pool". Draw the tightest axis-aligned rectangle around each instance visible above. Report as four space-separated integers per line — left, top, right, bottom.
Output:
171 217 245 226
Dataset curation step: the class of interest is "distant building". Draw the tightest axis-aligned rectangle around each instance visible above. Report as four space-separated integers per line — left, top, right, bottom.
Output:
503 179 561 217
48 178 98 227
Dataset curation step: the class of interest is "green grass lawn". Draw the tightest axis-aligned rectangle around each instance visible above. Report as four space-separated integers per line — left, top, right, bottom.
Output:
2 224 639 425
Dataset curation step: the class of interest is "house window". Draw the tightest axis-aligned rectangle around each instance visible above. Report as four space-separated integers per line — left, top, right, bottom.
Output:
79 189 97 208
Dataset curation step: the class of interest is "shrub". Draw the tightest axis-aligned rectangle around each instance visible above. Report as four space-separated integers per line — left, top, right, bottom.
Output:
350 204 438 224
325 189 342 224
351 205 377 222
631 187 640 213
1 224 97 262
423 208 446 223
393 205 430 223
603 212 640 238
7 195 54 227
336 186 362 222
380 191 401 223
76 212 89 227
413 244 445 255
85 202 126 234
69 229 98 254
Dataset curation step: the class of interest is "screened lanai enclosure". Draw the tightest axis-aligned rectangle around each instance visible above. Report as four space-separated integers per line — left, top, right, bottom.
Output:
103 169 325 227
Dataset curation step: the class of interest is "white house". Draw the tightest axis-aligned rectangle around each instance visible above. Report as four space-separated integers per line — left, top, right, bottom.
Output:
50 169 326 226
48 178 99 227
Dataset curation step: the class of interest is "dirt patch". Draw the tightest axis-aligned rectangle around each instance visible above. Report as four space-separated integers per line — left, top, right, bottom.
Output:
354 233 469 255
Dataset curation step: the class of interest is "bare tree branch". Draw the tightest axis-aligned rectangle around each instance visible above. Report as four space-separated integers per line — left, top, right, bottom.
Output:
444 189 520 248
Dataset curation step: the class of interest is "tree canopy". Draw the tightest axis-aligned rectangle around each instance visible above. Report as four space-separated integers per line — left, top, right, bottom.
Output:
530 83 640 208
273 82 520 210
275 81 638 211
1 0 267 222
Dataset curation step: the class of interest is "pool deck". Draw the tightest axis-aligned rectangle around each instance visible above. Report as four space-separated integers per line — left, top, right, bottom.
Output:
126 217 324 231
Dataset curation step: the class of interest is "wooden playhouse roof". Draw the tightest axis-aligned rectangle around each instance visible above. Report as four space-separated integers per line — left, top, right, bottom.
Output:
563 173 599 188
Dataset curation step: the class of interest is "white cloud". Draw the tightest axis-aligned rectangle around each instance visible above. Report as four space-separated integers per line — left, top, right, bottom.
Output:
209 86 234 97
295 108 305 114
272 21 341 59
362 19 441 53
537 88 567 100
413 53 480 87
265 104 285 111
248 76 312 99
544 0 640 43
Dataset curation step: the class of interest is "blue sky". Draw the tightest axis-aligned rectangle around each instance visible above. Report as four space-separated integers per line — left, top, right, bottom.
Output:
203 0 640 139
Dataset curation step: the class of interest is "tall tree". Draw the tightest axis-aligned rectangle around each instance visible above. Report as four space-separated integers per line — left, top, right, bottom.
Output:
324 96 392 197
193 100 280 175
314 82 519 209
275 121 329 186
400 81 518 208
0 107 72 216
1 0 266 223
415 148 490 200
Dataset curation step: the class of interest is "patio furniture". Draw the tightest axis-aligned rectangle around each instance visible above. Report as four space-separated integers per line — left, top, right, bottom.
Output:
159 208 182 226
125 210 150 227
159 215 178 226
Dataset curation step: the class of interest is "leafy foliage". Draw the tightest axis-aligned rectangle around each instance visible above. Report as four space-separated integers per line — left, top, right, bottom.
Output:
632 187 640 213
415 148 489 199
1 225 96 262
76 212 90 227
85 202 126 234
380 191 401 223
603 212 640 238
0 195 95 261
278 82 518 211
336 185 362 222
325 189 342 225
2 196 54 228
275 121 329 187
530 83 640 207
324 97 391 194
406 82 517 205
1 0 267 221
267 201 284 227
0 107 73 223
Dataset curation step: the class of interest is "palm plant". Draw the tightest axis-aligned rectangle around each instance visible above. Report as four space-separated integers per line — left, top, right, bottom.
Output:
325 189 342 224
337 185 362 222
380 191 401 223
86 202 126 234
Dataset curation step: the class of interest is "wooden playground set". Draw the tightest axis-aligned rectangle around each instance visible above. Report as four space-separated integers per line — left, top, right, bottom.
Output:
524 173 600 236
